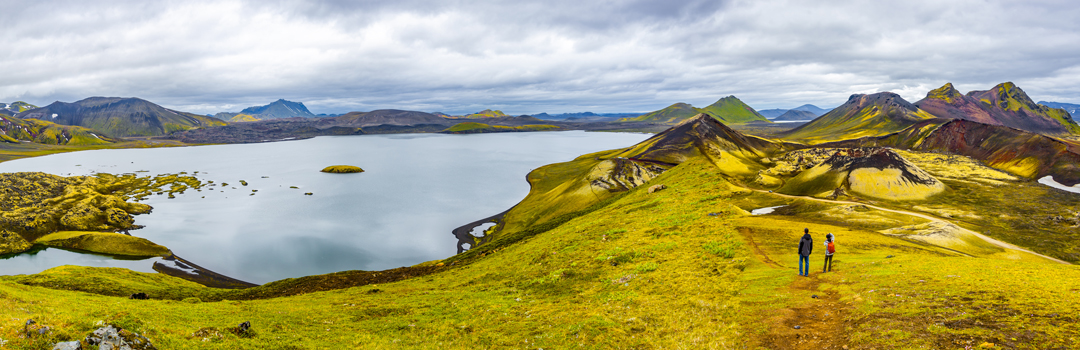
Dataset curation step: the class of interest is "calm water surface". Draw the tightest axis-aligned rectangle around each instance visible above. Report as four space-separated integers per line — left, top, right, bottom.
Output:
0 131 650 283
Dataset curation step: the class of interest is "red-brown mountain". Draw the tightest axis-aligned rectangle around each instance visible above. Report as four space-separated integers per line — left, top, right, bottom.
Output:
820 119 1080 186
914 82 1079 135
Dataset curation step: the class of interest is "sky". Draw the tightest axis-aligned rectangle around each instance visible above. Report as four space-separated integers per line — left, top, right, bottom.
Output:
2 0 1079 115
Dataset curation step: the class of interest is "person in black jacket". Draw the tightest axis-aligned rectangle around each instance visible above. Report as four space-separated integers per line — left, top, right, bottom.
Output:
798 228 813 276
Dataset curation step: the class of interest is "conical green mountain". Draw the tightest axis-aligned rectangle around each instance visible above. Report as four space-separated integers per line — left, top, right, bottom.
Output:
915 82 1080 135
17 97 226 137
697 96 770 124
779 92 937 143
619 96 770 125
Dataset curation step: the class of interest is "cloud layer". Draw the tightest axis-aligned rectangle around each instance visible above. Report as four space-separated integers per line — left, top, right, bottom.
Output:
2 0 1079 114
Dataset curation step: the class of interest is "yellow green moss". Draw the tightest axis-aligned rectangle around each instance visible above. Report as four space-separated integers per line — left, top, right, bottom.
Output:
320 165 365 173
35 231 170 257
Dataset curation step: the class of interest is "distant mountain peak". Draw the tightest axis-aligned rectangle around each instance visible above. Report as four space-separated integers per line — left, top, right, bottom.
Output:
926 83 964 104
238 99 315 119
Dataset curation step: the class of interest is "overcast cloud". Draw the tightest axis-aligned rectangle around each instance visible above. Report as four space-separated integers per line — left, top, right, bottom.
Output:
2 0 1079 115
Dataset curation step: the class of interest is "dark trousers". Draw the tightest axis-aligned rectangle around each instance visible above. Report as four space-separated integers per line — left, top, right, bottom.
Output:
823 254 833 272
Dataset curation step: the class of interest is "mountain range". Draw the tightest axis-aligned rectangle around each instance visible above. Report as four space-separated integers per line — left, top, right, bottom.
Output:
531 112 643 121
780 92 938 143
214 99 316 122
619 96 770 124
334 109 452 127
915 82 1079 135
773 109 818 121
16 97 225 137
759 104 831 119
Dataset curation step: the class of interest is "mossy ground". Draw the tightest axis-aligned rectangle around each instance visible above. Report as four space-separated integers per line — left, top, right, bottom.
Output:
35 231 170 257
1 153 1077 349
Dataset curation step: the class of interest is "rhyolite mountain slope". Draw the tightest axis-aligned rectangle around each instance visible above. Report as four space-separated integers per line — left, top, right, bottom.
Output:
780 92 937 143
334 109 453 127
17 97 225 137
915 82 1079 135
1039 101 1080 116
773 109 817 121
821 118 1080 186
619 96 770 125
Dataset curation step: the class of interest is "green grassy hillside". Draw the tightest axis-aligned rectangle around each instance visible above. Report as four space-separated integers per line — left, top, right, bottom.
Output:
697 96 770 124
619 97 770 125
1 151 1077 348
462 109 508 119
618 102 700 123
0 116 114 145
227 114 260 122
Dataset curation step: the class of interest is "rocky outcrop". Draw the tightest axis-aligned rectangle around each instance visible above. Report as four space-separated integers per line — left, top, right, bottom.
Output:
778 148 945 200
85 325 156 350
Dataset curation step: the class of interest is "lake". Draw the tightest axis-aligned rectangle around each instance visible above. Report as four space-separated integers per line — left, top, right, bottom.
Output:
0 131 651 283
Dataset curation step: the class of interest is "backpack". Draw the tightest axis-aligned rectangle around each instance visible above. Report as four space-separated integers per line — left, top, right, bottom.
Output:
827 241 835 254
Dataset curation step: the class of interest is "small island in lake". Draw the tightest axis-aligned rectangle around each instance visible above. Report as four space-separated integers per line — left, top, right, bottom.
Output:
320 165 365 173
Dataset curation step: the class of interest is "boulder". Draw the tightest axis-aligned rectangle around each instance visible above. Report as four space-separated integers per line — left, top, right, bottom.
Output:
51 341 81 350
648 184 667 194
85 325 156 350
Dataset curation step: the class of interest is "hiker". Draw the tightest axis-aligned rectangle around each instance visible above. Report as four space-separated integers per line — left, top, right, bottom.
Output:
798 228 813 276
823 233 835 273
